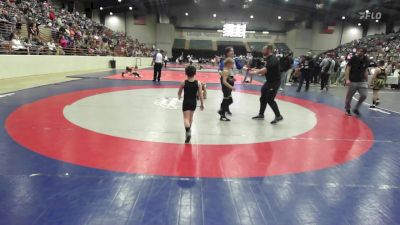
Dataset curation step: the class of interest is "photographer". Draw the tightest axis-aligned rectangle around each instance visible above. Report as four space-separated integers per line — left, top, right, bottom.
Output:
243 50 263 84
279 51 293 91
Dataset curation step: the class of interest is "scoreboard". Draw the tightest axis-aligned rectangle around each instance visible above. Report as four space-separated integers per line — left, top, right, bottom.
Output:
222 23 247 38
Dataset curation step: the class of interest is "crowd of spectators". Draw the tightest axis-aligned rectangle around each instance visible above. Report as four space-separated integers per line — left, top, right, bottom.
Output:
0 0 152 56
316 31 400 87
330 31 400 64
267 31 398 91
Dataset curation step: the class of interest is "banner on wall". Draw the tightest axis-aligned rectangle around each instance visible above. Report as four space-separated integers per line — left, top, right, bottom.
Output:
321 21 336 34
134 15 146 25
178 31 275 39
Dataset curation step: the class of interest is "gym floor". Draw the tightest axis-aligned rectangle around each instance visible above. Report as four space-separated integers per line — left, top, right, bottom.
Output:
1 64 400 225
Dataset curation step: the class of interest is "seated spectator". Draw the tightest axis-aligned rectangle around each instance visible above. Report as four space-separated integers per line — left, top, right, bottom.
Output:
49 10 55 21
10 32 26 51
47 39 56 53
394 64 400 78
56 45 64 55
59 35 68 48
15 17 22 32
30 36 44 55
23 37 33 54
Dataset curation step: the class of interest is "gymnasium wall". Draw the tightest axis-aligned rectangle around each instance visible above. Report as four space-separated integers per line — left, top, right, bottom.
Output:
341 25 363 45
73 0 87 15
125 14 157 46
286 21 365 56
286 29 313 57
175 16 285 31
176 29 286 43
105 13 126 33
104 14 157 47
310 22 341 54
92 9 101 23
156 24 176 56
0 56 153 79
394 21 400 32
367 23 387 36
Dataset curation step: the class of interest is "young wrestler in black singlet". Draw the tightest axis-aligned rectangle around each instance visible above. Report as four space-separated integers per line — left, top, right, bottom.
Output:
178 66 205 143
218 58 236 121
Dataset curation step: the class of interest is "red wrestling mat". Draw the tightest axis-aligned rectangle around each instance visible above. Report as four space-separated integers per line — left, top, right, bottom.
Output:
105 69 263 85
6 86 374 178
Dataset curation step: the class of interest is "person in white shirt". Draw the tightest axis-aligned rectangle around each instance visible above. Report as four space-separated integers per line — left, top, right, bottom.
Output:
335 59 348 86
153 49 163 82
47 39 56 53
10 33 26 51
164 55 168 68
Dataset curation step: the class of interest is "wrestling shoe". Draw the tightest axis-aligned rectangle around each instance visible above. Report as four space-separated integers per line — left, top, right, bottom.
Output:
252 115 265 120
352 109 361 117
185 131 191 143
270 116 284 124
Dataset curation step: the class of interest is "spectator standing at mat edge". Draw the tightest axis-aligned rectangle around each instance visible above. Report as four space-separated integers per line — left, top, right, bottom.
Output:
279 51 294 92
153 49 163 82
319 53 335 92
296 55 311 92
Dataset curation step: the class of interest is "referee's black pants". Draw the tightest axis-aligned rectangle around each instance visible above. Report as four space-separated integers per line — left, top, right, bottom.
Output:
153 63 163 81
259 81 281 117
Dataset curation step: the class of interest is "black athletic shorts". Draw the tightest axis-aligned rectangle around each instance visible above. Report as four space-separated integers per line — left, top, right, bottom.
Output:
182 100 197 111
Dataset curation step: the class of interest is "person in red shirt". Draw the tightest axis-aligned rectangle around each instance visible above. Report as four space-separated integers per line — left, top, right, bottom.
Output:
59 36 68 48
49 11 56 21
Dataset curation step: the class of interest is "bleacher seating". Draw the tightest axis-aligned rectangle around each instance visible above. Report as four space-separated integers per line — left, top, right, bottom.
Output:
326 32 400 62
0 0 151 57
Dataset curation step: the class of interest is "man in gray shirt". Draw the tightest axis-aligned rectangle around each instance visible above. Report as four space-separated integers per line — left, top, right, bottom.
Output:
320 53 335 91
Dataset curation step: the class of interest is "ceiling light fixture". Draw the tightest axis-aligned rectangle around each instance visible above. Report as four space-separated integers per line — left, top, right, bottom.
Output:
250 15 254 19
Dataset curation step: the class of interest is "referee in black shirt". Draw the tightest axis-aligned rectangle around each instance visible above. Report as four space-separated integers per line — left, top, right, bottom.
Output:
250 45 284 124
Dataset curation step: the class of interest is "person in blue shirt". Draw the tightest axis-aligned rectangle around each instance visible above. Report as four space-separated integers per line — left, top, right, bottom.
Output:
218 47 243 72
